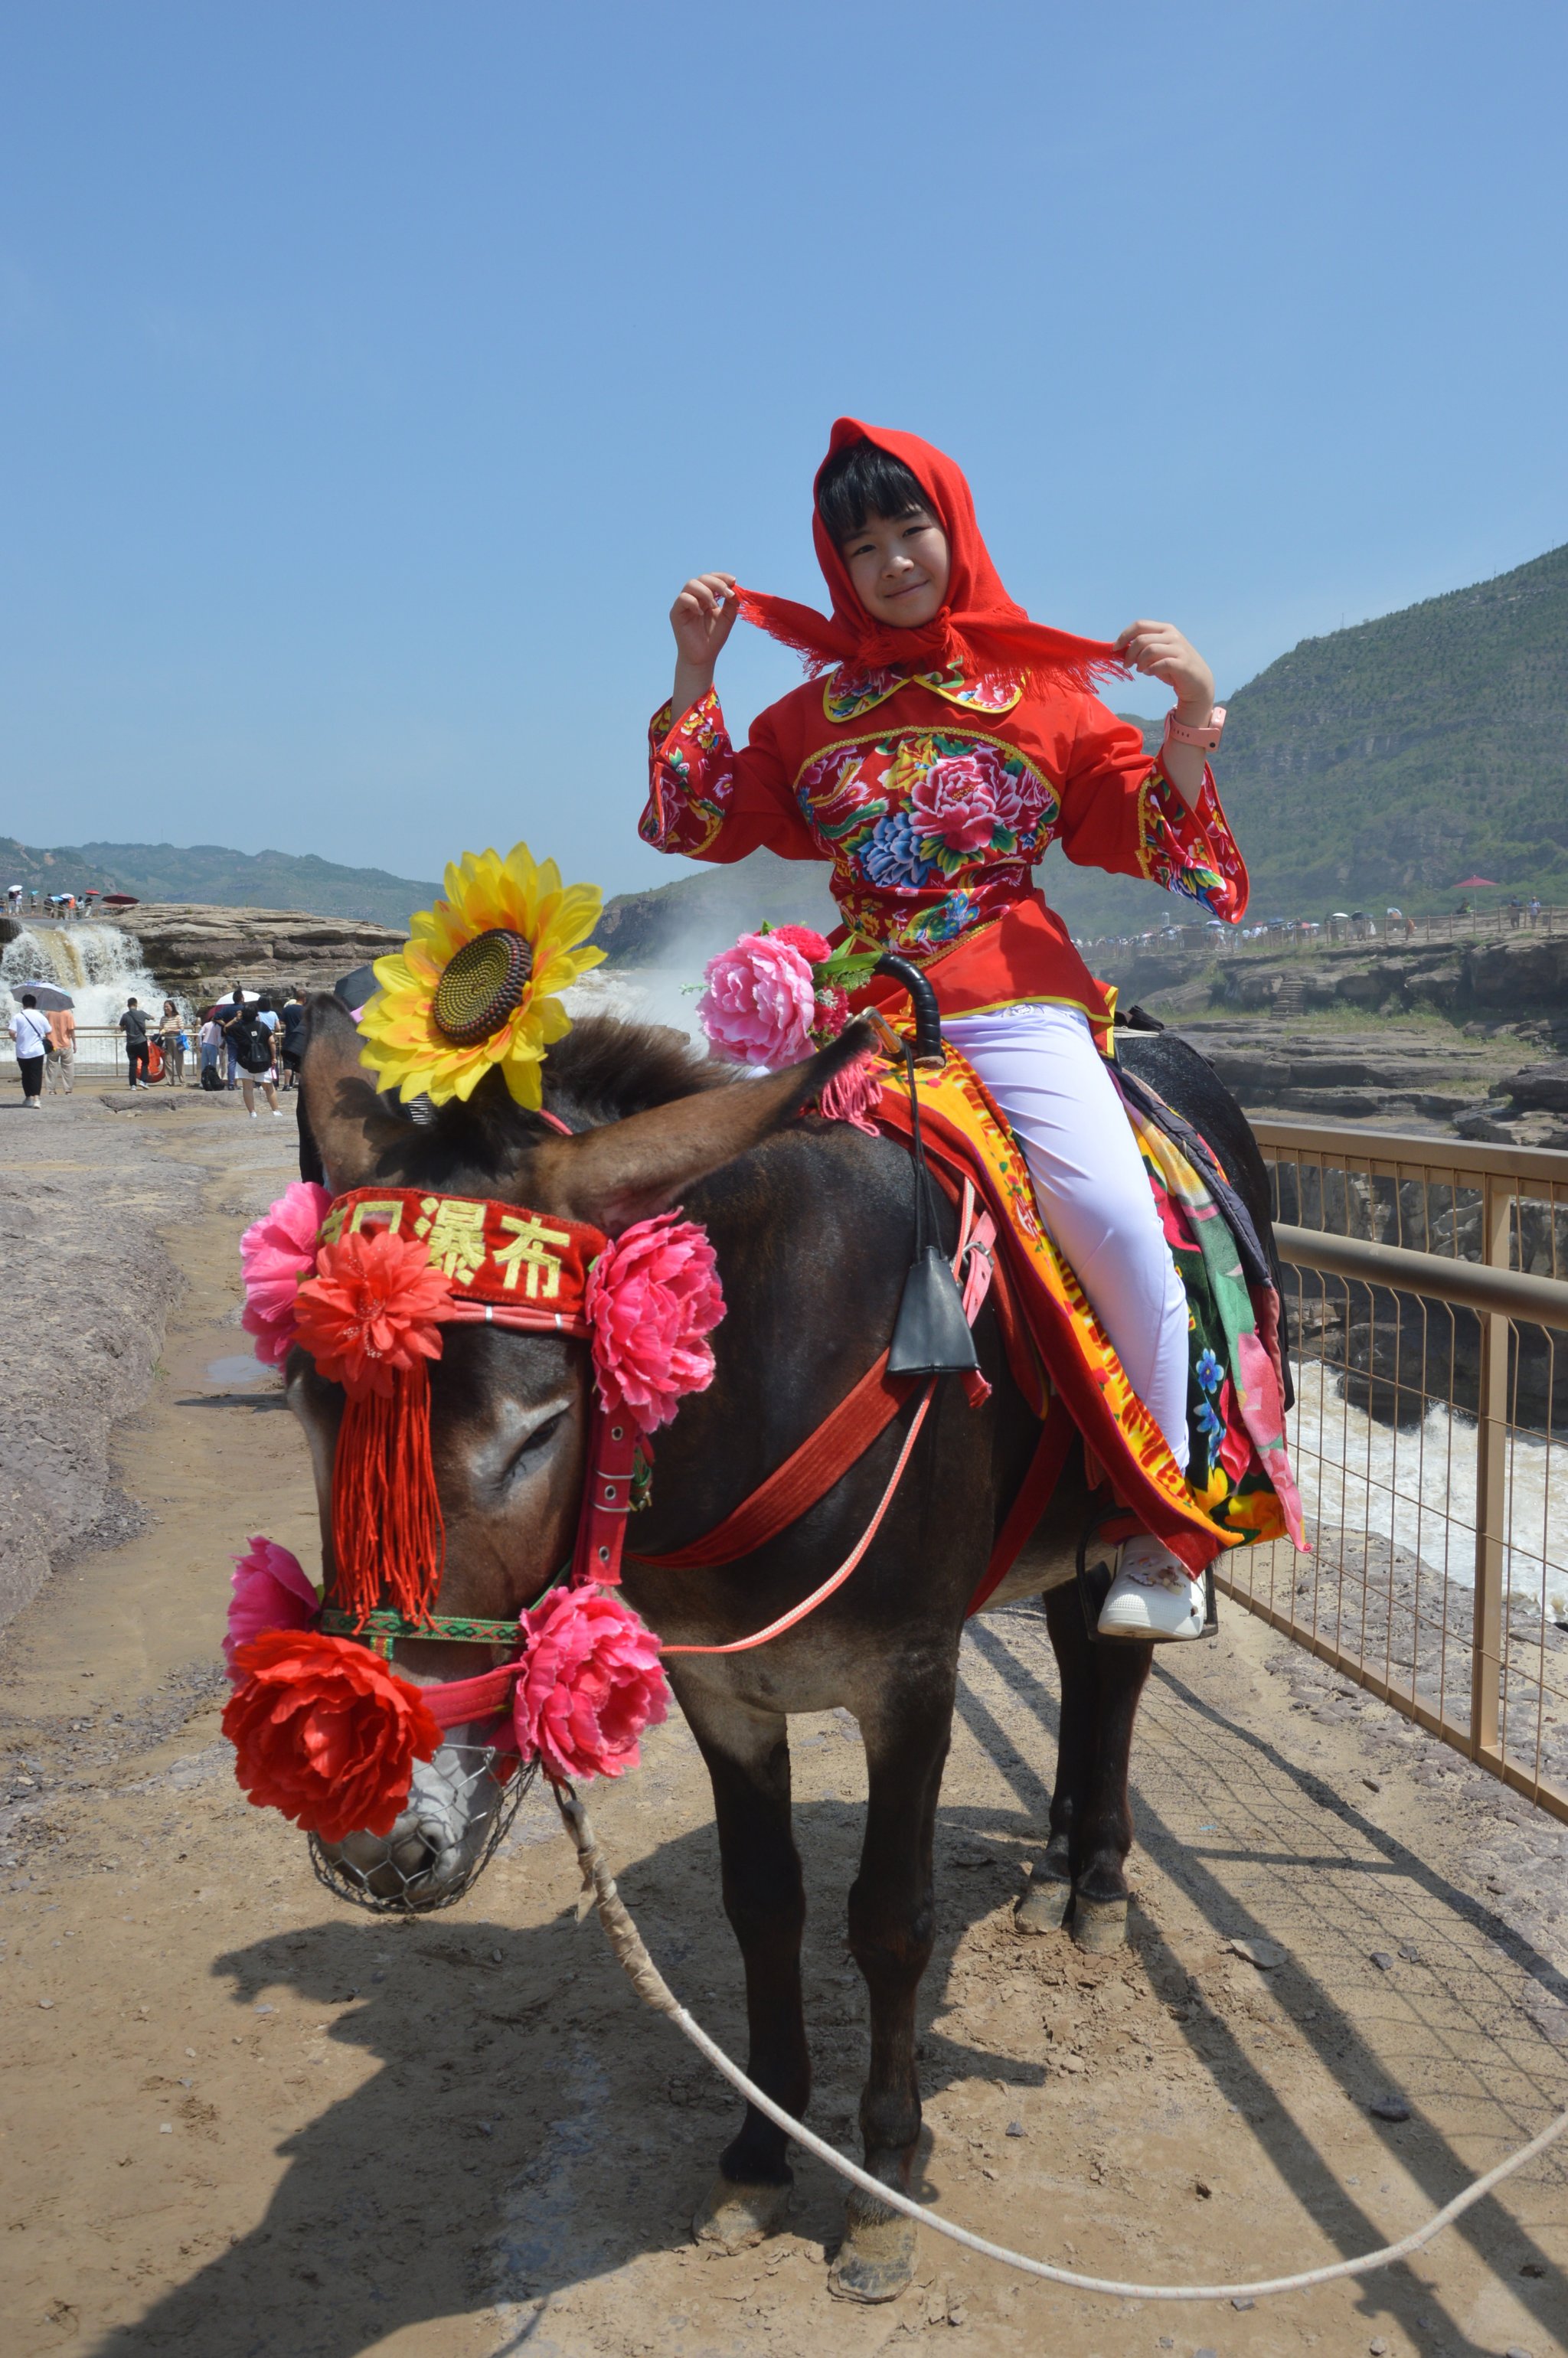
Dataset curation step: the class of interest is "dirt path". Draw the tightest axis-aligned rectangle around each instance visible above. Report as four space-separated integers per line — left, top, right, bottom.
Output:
1 1085 1566 2358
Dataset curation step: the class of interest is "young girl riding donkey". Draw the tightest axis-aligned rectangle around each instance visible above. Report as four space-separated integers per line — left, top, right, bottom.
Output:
641 417 1248 1639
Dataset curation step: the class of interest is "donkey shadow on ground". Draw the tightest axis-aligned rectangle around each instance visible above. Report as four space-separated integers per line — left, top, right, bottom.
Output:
84 1789 1045 2358
89 1621 1567 2358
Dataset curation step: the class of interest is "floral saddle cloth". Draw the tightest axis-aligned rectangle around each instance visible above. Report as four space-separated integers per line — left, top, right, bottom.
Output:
871 1048 1305 1573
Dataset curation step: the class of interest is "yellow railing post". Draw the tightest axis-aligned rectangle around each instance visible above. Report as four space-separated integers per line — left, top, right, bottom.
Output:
1470 1177 1511 1765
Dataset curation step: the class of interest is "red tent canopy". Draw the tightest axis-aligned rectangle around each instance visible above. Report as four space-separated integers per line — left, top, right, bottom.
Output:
1455 876 1500 888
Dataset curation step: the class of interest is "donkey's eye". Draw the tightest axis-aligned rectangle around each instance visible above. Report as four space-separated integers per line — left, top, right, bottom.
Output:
508 1409 567 1476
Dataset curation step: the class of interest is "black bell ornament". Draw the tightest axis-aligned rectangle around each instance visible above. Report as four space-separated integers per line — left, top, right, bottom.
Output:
882 1009 980 1380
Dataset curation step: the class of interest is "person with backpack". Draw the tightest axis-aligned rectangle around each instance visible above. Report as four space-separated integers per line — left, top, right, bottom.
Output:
222 994 284 1119
198 1011 224 1090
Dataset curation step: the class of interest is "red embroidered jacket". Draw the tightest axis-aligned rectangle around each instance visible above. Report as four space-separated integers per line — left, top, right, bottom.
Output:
640 665 1248 1033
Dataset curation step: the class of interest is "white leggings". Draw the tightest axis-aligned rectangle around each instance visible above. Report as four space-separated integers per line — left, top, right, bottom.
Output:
943 1003 1190 1470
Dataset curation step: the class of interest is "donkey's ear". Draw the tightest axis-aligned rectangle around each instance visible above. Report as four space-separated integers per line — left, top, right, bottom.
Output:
520 1023 878 1233
299 994 415 1195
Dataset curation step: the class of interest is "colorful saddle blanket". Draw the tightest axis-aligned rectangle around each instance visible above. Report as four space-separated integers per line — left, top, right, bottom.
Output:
872 1048 1305 1576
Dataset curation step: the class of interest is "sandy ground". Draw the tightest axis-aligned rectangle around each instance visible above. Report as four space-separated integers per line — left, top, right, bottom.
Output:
2 1074 1566 2358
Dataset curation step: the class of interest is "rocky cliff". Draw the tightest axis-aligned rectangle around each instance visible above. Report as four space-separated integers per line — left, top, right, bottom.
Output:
1099 926 1568 1041
124 903 404 1004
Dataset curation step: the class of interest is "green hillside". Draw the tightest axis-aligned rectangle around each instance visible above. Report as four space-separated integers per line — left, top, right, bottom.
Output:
0 838 438 929
1213 539 1568 917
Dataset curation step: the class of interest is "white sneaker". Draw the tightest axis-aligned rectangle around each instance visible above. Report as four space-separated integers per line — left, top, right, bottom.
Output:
1097 1537 1205 1641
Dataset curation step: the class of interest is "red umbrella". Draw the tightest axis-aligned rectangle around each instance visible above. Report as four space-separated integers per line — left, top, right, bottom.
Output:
101 892 139 906
1455 876 1499 888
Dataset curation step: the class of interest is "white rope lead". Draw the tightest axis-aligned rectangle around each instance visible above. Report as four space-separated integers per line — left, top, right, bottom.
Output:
556 1785 1568 2304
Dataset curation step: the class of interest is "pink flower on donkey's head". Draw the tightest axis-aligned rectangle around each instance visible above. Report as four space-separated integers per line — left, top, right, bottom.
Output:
586 1213 724 1430
697 932 816 1067
240 1181 332 1367
224 1536 320 1675
512 1586 668 1783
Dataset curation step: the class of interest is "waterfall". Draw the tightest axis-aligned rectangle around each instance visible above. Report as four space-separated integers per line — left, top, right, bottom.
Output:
0 922 185 1031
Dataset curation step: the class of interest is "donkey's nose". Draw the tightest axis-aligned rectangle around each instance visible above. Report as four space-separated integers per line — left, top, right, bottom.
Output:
328 1817 446 1902
387 1821 445 1882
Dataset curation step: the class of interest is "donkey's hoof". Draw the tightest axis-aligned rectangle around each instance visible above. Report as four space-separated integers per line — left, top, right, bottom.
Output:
1071 1893 1129 1954
1014 1873 1073 1936
693 2173 792 2252
827 2203 916 2304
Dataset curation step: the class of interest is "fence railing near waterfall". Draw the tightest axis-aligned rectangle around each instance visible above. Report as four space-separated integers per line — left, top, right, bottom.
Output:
69 1027 128 1075
44 1027 211 1078
1230 1119 1568 1825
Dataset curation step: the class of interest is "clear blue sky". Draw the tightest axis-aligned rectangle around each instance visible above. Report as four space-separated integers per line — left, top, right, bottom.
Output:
2 1 1566 896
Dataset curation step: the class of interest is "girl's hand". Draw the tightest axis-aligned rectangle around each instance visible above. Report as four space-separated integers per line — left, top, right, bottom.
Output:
671 573 740 670
1116 619 1216 722
671 572 740 721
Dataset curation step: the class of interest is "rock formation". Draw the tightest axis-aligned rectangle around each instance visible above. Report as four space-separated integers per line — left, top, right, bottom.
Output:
122 903 404 1004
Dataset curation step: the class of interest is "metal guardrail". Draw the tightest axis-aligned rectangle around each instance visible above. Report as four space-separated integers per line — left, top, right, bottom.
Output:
1233 1120 1568 1826
24 1027 189 1079
1275 1222 1568 1331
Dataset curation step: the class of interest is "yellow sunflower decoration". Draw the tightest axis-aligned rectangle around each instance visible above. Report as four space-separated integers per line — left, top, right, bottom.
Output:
358 843 605 1108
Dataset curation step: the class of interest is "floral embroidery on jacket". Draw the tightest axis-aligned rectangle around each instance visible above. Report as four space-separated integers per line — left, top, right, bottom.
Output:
1137 767 1242 910
640 694 735 857
823 665 1024 723
782 728 1057 949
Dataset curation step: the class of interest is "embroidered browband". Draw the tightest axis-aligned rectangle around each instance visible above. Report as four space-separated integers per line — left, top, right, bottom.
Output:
321 1187 608 1333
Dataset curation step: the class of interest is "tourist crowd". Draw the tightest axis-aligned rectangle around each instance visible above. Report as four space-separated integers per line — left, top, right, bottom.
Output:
9 986 309 1111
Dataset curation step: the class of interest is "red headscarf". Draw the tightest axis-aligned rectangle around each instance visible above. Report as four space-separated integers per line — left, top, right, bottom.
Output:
736 418 1125 696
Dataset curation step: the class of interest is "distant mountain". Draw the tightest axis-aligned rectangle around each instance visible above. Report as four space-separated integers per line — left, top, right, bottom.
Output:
1003 546 1568 936
0 838 437 929
1211 540 1568 918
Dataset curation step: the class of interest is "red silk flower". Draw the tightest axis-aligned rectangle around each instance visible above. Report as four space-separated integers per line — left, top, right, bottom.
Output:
239 1180 332 1367
586 1212 724 1429
769 923 831 964
292 1226 450 1398
513 1586 668 1782
223 1628 442 1841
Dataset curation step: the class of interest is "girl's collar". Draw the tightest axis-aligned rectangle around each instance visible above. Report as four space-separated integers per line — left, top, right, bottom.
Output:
823 663 1024 724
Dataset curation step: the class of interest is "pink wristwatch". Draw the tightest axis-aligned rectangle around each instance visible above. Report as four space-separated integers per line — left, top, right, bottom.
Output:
1162 704 1226 754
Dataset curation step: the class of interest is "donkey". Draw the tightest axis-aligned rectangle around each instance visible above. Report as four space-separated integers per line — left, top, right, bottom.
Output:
292 994 1280 2301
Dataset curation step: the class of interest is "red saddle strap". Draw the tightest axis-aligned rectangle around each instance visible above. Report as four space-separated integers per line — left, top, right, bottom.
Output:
635 1191 994 1575
634 1348 916 1572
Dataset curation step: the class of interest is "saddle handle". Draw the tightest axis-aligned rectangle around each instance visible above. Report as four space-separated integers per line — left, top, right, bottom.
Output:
873 953 945 1066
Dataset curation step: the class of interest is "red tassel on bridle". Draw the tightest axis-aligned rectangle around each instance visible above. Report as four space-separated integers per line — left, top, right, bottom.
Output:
291 1223 453 1629
330 1360 446 1628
